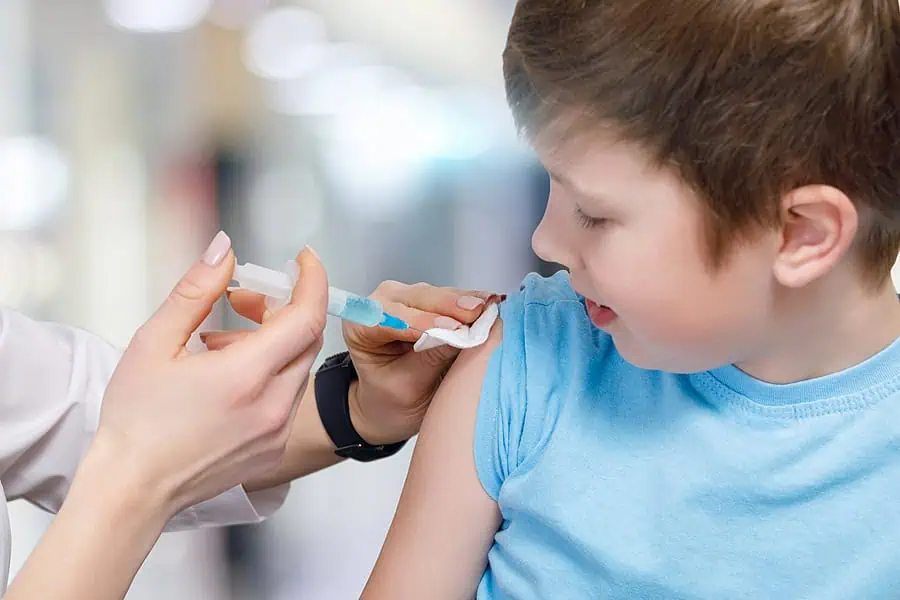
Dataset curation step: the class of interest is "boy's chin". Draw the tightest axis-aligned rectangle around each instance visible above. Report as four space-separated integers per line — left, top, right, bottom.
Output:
611 336 723 374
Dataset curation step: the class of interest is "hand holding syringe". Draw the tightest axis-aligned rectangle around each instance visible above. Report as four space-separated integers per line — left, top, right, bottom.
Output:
232 261 414 331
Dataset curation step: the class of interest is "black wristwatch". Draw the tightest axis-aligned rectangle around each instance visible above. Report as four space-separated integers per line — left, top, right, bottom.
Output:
314 352 408 462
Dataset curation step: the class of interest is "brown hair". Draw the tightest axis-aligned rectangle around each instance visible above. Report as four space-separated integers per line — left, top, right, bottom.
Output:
504 0 900 283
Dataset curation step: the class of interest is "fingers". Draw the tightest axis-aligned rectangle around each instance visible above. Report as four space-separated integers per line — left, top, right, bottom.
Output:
342 281 502 353
135 231 235 358
339 300 463 352
227 289 269 324
227 247 329 374
373 281 497 326
199 330 250 351
391 301 465 338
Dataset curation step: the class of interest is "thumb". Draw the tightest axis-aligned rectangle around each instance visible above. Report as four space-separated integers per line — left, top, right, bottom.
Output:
136 231 235 357
228 246 328 373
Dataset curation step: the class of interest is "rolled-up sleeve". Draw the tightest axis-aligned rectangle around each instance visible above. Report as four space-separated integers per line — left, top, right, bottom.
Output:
166 485 289 531
0 307 289 530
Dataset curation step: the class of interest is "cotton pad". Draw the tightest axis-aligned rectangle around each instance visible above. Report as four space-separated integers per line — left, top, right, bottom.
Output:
413 301 501 352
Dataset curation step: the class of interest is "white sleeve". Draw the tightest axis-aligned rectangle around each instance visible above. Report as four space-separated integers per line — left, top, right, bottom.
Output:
0 307 289 530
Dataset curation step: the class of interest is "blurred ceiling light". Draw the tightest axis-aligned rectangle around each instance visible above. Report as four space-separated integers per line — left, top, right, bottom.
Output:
0 136 69 231
324 84 448 151
312 79 502 220
316 84 453 219
208 0 269 29
314 42 378 70
268 63 407 117
320 82 493 161
319 140 422 222
429 87 505 159
270 61 495 161
105 0 211 33
243 7 328 80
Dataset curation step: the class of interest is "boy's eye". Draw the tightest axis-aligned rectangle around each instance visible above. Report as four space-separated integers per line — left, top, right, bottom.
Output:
574 206 607 229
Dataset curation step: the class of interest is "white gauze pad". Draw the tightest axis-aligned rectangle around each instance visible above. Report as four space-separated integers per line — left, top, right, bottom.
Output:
413 302 501 353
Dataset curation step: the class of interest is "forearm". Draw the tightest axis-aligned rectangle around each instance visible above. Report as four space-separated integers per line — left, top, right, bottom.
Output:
244 363 415 491
5 437 170 600
244 374 346 491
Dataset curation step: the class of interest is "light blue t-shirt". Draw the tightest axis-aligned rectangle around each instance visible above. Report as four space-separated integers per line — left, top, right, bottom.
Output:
474 271 900 600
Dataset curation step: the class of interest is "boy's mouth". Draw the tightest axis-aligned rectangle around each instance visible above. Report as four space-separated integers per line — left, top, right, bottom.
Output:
585 299 617 328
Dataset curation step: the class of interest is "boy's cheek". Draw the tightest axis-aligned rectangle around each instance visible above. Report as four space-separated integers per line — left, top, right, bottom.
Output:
619 286 735 346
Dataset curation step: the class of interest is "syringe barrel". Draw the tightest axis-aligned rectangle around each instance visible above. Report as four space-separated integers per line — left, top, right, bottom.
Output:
327 286 349 316
233 263 293 299
327 286 383 327
234 262 386 327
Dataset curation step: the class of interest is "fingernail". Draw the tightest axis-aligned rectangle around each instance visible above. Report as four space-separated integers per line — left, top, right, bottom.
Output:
457 296 485 310
305 245 320 260
203 231 231 266
434 316 463 330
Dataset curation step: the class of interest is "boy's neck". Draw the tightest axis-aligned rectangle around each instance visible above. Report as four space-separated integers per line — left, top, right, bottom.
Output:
736 273 900 385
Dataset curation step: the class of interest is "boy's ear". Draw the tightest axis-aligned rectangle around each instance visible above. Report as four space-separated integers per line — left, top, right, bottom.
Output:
772 185 858 288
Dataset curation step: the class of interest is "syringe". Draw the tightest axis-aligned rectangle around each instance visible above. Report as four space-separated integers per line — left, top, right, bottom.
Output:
232 262 410 331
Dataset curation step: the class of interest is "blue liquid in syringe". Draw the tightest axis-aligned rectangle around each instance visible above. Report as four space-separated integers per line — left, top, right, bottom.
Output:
333 292 409 330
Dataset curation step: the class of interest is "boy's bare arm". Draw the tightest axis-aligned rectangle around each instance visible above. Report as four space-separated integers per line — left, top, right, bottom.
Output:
362 323 504 599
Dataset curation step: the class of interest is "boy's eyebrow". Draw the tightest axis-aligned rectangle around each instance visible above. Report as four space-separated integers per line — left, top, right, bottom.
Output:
547 168 612 205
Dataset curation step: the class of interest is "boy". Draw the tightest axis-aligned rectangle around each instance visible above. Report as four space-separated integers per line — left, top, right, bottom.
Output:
364 1 900 598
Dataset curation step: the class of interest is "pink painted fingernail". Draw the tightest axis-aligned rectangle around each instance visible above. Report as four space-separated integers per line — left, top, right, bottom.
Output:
434 316 463 330
457 296 485 310
202 231 231 266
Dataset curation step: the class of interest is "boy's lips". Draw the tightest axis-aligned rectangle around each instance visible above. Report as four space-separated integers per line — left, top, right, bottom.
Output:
585 299 617 327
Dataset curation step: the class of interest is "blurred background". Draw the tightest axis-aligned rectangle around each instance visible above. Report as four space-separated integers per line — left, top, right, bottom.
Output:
0 1 551 599
2 1 899 599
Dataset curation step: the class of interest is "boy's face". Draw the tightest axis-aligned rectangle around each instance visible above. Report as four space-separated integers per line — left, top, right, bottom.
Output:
531 130 782 373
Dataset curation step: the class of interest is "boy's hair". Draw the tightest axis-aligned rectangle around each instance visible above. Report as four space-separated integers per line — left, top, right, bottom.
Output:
504 0 900 284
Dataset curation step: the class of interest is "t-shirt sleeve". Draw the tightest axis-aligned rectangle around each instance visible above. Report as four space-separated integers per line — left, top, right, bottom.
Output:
473 273 573 502
473 290 528 501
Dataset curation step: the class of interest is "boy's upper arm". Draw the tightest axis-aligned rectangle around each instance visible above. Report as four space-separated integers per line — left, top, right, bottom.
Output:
362 321 504 600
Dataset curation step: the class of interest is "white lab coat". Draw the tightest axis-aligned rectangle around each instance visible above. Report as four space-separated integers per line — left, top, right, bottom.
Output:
0 307 289 594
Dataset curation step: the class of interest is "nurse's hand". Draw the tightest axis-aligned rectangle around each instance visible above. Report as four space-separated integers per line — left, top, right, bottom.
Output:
7 234 328 600
341 282 498 444
92 234 327 518
226 280 496 447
